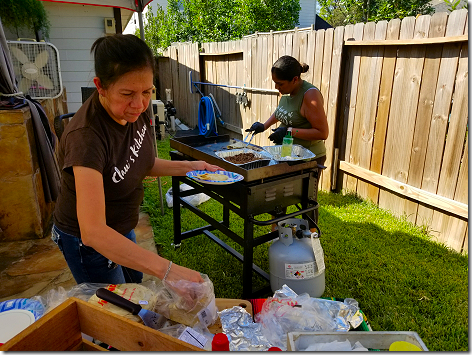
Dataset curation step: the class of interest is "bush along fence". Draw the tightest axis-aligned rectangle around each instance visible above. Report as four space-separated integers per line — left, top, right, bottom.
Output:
156 9 468 254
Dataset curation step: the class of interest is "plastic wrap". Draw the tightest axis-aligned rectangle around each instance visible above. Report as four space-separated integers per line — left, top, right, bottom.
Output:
255 285 364 350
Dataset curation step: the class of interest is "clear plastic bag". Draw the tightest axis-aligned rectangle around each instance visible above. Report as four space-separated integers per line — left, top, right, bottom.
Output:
153 274 218 327
255 285 362 350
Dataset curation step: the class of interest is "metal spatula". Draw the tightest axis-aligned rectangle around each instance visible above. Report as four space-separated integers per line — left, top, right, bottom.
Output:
96 288 167 330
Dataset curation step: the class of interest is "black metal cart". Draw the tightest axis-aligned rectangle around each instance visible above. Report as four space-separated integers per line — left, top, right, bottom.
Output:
170 134 322 298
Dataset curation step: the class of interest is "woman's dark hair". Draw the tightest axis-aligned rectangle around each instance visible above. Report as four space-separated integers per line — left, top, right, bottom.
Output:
271 55 309 81
91 34 155 88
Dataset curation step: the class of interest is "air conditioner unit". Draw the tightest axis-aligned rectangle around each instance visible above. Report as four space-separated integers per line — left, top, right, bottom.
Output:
104 18 116 34
7 41 63 99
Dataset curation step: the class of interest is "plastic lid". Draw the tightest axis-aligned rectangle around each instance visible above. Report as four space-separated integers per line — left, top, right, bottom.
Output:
0 309 35 344
212 332 230 351
268 346 282 351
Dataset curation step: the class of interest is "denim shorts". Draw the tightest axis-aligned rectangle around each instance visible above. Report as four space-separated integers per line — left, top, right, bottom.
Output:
51 225 143 284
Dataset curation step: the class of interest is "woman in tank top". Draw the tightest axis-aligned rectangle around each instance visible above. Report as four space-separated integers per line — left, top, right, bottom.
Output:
245 55 329 165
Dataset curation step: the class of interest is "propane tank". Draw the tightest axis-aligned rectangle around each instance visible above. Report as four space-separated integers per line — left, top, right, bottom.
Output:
269 218 325 297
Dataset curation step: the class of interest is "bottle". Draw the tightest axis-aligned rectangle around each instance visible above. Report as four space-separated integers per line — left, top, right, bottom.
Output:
281 127 293 157
211 333 230 351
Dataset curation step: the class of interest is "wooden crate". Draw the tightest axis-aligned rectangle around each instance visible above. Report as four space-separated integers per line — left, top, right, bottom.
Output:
1 297 252 351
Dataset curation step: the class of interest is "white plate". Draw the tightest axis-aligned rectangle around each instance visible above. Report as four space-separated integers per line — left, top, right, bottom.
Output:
0 309 35 344
186 170 244 185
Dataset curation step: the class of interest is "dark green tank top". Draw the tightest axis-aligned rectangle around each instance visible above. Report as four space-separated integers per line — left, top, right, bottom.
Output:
273 80 326 158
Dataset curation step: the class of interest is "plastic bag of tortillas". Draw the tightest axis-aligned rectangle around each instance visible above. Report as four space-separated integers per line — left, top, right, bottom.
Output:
87 282 159 323
153 274 218 328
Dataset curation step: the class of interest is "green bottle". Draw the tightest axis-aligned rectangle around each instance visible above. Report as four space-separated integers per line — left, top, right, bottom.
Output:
281 128 293 157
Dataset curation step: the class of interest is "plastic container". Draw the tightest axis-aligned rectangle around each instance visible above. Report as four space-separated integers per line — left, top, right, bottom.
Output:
281 130 293 157
212 333 230 351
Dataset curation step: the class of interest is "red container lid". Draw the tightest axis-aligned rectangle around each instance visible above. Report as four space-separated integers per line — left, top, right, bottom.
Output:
212 333 230 351
268 347 282 351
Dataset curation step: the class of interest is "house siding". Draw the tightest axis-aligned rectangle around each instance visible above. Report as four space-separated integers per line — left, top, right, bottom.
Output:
42 2 132 112
298 0 317 27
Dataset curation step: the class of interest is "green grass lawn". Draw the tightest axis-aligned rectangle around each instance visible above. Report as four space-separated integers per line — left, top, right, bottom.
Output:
142 137 468 351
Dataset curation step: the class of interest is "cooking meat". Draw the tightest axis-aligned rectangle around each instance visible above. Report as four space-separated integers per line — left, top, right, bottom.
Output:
224 152 262 164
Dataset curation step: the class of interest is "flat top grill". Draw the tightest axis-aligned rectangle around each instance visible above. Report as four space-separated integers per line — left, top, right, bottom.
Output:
170 134 318 182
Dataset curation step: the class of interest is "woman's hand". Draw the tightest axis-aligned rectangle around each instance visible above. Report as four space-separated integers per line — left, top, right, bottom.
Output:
164 262 204 283
188 160 224 172
163 262 204 309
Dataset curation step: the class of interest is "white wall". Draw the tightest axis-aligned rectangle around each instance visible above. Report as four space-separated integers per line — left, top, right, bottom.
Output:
43 2 117 112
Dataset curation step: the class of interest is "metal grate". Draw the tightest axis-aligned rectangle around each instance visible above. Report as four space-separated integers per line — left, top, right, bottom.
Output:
7 40 63 99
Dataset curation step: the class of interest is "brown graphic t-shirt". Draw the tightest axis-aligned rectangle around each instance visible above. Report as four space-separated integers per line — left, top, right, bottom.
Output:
53 91 155 236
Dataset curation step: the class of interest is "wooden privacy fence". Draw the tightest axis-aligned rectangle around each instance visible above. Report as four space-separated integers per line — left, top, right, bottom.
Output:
157 9 468 254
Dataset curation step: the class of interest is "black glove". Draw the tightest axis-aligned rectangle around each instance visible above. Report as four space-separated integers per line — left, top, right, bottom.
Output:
245 122 265 134
268 126 288 145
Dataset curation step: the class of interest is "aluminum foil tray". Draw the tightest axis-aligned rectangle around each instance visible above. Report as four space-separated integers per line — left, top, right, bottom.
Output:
215 148 271 169
262 144 316 163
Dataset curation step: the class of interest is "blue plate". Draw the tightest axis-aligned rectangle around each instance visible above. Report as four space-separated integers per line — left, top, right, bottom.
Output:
186 170 244 185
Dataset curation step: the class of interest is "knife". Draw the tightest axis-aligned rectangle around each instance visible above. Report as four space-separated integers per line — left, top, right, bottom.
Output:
96 288 168 330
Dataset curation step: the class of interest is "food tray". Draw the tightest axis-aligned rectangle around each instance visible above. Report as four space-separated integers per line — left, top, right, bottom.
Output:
263 144 316 163
287 331 428 351
215 148 271 169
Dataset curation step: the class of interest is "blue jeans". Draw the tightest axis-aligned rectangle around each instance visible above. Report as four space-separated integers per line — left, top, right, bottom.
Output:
51 225 143 284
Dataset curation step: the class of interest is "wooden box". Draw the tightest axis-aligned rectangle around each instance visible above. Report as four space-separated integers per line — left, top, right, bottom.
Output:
287 331 429 351
1 297 252 351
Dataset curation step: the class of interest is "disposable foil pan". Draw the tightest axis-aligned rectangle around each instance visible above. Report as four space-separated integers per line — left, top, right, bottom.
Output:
262 144 316 163
215 148 271 169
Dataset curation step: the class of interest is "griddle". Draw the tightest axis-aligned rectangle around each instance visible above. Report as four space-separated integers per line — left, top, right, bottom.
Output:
170 134 318 182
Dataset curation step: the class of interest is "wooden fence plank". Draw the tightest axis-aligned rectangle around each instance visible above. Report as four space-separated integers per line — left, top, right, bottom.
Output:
431 41 468 247
306 29 316 87
257 34 271 147
319 27 334 189
399 14 432 221
416 9 467 230
447 135 468 252
405 13 447 223
348 21 381 198
323 25 344 191
343 22 365 192
313 29 325 89
336 24 354 191
378 16 421 217
286 32 293 56
367 19 399 203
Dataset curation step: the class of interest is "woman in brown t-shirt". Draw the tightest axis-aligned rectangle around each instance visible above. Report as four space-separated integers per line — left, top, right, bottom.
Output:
52 34 222 289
